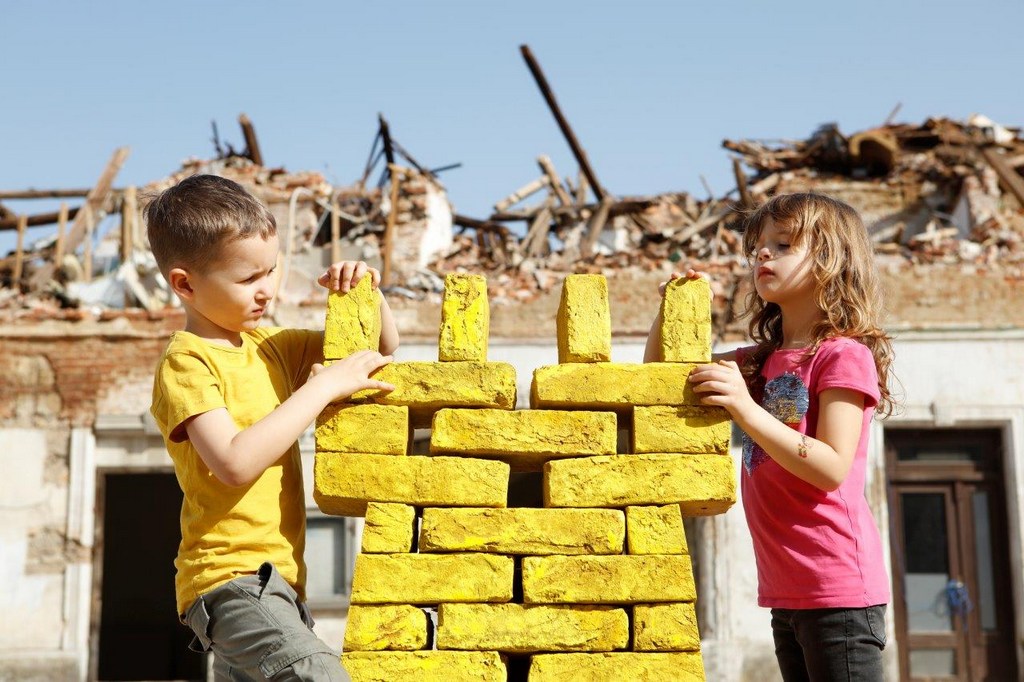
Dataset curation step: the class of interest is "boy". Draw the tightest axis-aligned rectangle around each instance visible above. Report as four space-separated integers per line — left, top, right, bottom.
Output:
147 174 399 680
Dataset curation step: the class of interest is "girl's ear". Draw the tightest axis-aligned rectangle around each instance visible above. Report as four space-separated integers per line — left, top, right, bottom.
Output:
167 267 194 301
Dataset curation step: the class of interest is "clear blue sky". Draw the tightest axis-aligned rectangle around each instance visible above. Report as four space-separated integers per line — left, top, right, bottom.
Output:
3 0 1022 254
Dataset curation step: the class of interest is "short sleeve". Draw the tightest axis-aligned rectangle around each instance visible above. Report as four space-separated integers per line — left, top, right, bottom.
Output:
256 327 324 391
814 339 880 407
153 352 227 443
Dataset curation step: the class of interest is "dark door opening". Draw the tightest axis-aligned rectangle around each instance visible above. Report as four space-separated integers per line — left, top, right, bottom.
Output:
96 472 205 681
886 429 1019 681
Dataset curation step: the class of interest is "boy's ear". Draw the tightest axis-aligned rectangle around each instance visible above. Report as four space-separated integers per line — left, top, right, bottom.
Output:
167 267 195 302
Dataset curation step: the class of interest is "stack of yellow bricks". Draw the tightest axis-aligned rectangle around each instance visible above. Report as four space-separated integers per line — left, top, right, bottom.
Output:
313 273 736 681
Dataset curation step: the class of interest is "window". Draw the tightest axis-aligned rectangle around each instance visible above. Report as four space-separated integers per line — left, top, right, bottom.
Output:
304 514 358 608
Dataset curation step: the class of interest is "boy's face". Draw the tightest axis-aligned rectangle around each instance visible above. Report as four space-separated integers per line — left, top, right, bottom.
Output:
182 234 280 342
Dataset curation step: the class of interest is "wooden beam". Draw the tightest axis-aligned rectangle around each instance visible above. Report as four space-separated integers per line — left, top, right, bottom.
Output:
520 44 607 202
238 113 263 166
121 186 136 261
0 188 123 200
330 199 342 264
12 214 27 285
0 206 81 230
55 203 68 265
382 170 401 286
63 147 130 254
453 214 512 238
83 205 94 282
980 146 1024 207
522 200 553 258
733 158 753 208
580 195 614 258
494 176 548 213
537 155 572 206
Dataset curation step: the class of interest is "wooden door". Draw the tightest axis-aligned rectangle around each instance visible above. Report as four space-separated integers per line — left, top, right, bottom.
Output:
887 429 1018 681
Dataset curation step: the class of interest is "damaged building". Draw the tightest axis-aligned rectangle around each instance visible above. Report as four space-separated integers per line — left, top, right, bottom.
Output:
2 107 1024 681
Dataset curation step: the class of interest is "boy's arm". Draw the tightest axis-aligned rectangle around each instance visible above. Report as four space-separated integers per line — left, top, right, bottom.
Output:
185 350 394 487
378 291 400 356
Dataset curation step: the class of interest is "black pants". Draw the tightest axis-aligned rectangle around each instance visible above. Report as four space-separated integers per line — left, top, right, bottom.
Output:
771 605 887 682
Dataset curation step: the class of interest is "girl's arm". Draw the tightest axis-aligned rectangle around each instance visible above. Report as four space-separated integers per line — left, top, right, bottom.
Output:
689 361 864 491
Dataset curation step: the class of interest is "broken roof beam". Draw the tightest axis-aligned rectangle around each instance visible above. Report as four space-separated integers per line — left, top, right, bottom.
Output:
979 147 1024 207
238 113 264 167
0 206 82 231
0 188 123 200
494 176 549 213
520 44 607 202
537 155 572 206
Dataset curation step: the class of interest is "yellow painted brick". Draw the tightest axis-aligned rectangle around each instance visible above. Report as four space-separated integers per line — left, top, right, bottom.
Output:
430 409 617 471
522 555 695 603
350 553 514 604
361 503 416 553
626 505 688 555
660 277 712 363
343 605 428 651
348 362 517 418
529 652 705 681
324 274 381 360
633 406 731 454
342 651 506 682
419 508 624 555
557 274 611 363
633 603 701 652
531 362 703 409
314 453 509 517
544 454 735 516
439 274 489 362
315 404 409 455
436 604 627 653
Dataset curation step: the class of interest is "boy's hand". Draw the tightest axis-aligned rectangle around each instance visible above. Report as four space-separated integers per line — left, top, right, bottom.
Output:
658 269 711 297
308 350 396 401
319 261 381 293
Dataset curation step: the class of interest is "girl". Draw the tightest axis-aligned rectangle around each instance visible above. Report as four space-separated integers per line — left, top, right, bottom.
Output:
646 193 895 681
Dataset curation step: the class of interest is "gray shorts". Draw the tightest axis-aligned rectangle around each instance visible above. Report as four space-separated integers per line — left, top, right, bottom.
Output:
184 562 345 681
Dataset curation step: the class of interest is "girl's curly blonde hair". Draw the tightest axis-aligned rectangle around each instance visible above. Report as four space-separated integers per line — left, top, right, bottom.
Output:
740 192 896 417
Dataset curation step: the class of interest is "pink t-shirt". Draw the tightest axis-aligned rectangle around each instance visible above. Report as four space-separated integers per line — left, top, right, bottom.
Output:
739 337 891 609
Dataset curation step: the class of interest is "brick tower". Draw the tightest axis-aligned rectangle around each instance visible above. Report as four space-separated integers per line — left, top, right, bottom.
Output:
313 273 735 681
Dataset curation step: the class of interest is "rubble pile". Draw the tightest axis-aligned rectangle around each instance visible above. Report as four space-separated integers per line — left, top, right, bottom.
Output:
2 111 1022 321
429 114 1024 305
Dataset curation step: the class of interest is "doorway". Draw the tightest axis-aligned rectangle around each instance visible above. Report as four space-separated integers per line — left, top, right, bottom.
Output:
886 429 1019 681
95 472 205 681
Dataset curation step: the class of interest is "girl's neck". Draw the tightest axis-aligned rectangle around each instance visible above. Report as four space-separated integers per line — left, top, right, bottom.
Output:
779 302 826 349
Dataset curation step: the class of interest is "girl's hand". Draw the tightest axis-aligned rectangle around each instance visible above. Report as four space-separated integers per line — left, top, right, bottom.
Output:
318 261 381 292
688 360 753 414
658 269 712 298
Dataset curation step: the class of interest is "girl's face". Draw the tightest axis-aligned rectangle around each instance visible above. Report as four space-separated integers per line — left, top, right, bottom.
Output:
750 217 817 307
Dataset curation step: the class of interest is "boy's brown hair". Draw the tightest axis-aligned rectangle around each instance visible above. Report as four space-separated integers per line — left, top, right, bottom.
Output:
145 174 276 276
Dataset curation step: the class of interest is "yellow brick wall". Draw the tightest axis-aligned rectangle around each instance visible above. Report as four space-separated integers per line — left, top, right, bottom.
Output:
313 273 735 681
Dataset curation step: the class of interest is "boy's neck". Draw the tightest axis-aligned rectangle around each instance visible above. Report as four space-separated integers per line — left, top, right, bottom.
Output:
183 308 244 348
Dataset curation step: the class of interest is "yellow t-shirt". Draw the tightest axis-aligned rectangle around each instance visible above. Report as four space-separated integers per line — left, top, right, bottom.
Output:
150 327 322 615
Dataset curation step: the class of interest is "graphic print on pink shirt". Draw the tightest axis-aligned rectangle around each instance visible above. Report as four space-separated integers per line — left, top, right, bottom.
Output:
742 372 809 474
